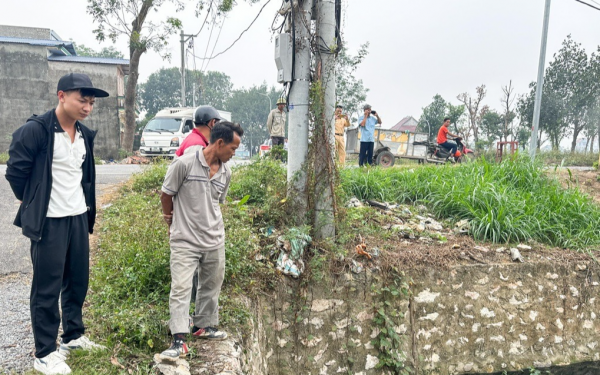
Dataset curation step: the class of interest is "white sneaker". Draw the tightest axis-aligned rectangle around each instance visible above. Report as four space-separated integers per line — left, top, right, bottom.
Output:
58 335 106 356
33 351 71 375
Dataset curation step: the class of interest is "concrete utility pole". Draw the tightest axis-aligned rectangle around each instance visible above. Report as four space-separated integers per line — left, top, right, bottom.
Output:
529 0 551 159
314 0 337 239
287 0 312 215
180 30 194 107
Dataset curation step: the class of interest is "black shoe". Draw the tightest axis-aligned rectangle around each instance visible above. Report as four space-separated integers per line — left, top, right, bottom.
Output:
159 339 189 361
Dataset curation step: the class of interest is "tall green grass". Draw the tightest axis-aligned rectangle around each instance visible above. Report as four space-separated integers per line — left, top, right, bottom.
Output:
88 162 266 351
340 157 600 250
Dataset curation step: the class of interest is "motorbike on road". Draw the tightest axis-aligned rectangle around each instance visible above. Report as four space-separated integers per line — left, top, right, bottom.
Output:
415 137 475 164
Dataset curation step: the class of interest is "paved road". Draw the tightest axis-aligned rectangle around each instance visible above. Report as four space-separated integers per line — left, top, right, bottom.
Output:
0 164 141 374
0 164 143 276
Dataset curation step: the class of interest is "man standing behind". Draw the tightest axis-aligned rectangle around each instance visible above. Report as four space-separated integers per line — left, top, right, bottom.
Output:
267 97 287 147
175 105 222 157
334 105 351 164
437 117 459 158
6 73 106 375
357 104 382 166
159 122 243 361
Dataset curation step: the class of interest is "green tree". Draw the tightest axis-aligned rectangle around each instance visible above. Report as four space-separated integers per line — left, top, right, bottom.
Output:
226 84 280 157
87 0 190 152
544 35 597 152
517 82 565 150
417 95 465 140
417 94 447 140
336 43 369 122
74 43 124 59
457 85 486 148
446 103 466 134
138 68 232 117
480 108 503 147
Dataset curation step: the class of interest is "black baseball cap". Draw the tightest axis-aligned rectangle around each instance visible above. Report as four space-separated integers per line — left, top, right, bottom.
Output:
57 73 109 98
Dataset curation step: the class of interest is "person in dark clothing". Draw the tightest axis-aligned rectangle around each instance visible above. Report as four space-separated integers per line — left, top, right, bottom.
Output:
5 73 108 375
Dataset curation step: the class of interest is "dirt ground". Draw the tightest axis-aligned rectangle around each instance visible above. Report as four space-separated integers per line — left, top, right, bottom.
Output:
338 169 600 274
554 168 600 203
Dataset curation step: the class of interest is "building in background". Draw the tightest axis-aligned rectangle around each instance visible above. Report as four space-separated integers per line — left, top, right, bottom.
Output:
389 116 418 132
0 25 129 159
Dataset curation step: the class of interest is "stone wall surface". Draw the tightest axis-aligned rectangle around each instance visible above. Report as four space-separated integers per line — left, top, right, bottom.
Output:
238 261 599 375
0 43 122 158
0 43 52 148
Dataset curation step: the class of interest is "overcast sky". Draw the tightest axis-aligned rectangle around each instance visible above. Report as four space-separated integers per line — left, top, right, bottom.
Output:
2 0 600 129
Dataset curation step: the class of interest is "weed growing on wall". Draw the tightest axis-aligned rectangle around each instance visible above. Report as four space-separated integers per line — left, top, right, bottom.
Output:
371 272 413 374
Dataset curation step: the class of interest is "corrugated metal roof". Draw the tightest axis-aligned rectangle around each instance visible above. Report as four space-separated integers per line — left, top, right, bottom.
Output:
0 36 76 55
47 55 129 66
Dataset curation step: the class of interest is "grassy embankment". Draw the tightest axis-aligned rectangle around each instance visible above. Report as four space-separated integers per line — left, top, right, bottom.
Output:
26 156 600 374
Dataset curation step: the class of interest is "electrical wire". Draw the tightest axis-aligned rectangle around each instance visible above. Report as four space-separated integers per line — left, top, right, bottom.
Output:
574 0 600 11
193 0 215 37
588 0 600 7
202 17 226 72
286 0 295 109
271 0 288 32
200 12 218 71
188 0 273 62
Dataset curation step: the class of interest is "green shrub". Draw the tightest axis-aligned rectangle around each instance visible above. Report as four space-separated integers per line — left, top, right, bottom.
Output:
340 157 600 250
0 152 9 164
130 161 170 192
228 159 288 225
538 150 597 167
89 159 271 351
90 191 171 349
266 145 288 162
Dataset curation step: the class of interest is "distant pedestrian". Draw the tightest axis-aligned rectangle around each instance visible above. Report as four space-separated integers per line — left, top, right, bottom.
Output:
357 104 382 166
334 105 351 164
159 122 243 361
175 105 222 157
5 73 107 375
267 97 287 147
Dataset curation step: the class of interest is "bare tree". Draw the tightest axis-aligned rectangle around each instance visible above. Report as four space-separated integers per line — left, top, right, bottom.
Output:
500 80 516 143
457 85 486 147
88 0 193 152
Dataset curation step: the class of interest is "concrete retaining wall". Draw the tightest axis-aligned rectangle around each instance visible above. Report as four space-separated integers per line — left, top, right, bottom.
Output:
240 260 599 375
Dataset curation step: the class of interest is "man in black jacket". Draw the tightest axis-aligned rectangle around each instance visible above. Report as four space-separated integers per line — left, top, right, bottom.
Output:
5 73 108 375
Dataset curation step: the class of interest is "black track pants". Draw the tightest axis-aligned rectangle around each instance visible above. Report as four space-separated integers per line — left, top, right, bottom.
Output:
30 214 89 358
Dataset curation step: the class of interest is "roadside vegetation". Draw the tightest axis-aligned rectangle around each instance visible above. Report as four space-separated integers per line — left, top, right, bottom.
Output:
341 156 600 250
31 156 599 374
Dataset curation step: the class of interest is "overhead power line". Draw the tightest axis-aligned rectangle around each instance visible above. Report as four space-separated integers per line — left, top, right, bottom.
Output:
189 0 272 62
574 0 600 11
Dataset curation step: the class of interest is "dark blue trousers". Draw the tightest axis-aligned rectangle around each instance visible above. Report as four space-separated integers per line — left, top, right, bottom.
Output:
359 141 374 166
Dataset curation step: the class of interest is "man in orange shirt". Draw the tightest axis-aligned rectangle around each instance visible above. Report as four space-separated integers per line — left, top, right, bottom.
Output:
437 117 459 157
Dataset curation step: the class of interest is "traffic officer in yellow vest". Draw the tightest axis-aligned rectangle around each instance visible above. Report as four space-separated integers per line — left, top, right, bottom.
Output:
334 105 351 164
267 97 287 147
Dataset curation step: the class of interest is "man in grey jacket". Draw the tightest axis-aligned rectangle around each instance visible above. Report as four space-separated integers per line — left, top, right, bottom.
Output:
266 97 287 147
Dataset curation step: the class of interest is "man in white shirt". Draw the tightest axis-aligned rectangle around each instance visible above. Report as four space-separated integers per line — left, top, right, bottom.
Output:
6 73 107 375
